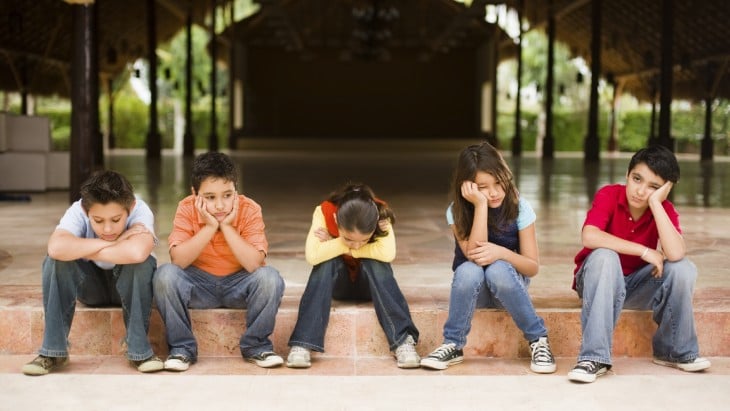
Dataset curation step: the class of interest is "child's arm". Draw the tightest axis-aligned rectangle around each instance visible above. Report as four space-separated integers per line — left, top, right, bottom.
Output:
649 181 686 261
305 208 349 265
582 225 666 276
350 220 396 262
461 181 489 252
169 196 218 268
469 222 540 276
219 195 266 272
47 229 115 261
87 223 155 264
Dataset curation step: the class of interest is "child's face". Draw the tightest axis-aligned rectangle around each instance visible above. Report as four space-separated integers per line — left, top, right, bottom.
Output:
625 162 666 211
473 171 505 208
196 177 236 221
87 202 130 241
338 227 373 250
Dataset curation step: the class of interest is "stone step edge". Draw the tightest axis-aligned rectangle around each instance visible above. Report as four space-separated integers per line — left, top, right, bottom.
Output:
2 306 728 357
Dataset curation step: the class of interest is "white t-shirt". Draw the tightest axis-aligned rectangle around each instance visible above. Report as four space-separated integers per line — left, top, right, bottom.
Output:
56 196 157 269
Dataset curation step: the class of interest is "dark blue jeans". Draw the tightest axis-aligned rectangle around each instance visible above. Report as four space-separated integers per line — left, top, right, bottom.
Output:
153 263 285 361
288 257 419 352
38 255 157 361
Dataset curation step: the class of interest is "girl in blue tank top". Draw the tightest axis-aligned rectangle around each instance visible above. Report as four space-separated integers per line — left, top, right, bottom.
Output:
420 141 556 374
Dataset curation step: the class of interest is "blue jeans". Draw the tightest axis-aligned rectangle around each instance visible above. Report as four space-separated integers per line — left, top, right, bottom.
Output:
39 255 157 361
575 248 700 365
153 263 284 361
443 260 547 348
288 258 419 352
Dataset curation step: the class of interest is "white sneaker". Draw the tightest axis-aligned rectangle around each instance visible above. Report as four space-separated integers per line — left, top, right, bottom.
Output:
164 354 191 372
653 357 711 372
286 346 311 368
394 335 420 369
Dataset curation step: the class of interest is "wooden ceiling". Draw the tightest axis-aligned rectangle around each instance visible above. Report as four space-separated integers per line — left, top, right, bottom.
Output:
0 0 728 102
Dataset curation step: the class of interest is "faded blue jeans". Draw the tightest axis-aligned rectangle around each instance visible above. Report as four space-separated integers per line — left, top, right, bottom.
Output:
443 260 547 348
575 248 700 365
288 257 419 352
153 263 284 361
39 255 157 361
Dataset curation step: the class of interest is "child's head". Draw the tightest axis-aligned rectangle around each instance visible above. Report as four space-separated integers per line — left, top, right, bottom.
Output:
80 170 136 241
451 142 518 238
328 183 393 248
627 145 680 184
191 152 239 221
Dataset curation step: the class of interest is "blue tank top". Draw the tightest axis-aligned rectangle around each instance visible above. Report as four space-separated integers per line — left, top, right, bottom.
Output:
451 206 519 271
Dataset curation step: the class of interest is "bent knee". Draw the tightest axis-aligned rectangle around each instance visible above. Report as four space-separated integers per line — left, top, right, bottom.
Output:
252 266 285 295
663 258 697 287
452 262 485 288
152 263 183 294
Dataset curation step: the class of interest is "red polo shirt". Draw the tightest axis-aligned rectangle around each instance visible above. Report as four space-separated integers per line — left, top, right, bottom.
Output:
572 184 681 289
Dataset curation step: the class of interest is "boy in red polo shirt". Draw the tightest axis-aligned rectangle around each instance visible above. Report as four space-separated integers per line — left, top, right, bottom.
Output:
568 145 710 383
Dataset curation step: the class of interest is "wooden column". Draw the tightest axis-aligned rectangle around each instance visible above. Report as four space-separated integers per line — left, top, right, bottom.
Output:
542 1 555 159
585 0 601 161
208 0 219 152
511 0 524 157
69 1 101 202
658 0 674 151
183 4 195 157
146 0 161 159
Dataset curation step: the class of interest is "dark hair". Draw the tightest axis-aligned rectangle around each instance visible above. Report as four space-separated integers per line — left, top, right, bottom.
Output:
450 141 518 240
191 152 238 193
327 182 395 240
80 170 136 213
628 145 680 183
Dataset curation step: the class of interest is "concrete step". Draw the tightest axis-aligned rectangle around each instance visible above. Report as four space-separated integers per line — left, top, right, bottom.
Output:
1 285 728 359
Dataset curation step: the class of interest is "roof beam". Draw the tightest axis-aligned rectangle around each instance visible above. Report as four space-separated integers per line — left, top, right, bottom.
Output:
156 0 186 22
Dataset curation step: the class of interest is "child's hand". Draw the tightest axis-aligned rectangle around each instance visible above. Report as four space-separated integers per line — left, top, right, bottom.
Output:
641 247 665 278
195 195 219 229
220 193 239 227
314 227 332 242
649 181 673 206
116 223 151 242
468 241 503 266
378 218 390 232
460 181 487 206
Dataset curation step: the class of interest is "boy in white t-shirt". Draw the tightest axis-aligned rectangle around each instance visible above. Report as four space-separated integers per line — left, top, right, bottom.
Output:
22 170 163 375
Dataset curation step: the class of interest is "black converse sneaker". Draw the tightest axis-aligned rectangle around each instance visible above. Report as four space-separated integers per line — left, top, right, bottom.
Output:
420 343 464 370
567 360 611 383
245 351 284 368
529 336 556 374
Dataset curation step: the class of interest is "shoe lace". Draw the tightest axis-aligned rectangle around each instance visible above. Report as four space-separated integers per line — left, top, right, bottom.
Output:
429 343 455 359
530 338 554 363
396 336 417 356
36 356 55 369
290 346 309 354
576 360 598 372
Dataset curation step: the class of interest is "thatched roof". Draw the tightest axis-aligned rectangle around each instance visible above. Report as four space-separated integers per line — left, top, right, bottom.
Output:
0 0 728 102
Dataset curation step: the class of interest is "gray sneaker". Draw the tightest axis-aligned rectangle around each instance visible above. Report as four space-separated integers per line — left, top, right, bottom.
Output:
131 355 164 373
394 335 420 369
653 357 711 372
22 355 69 376
286 346 312 368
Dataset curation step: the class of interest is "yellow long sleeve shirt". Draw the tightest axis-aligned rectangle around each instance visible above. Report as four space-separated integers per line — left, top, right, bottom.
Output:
304 205 396 266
